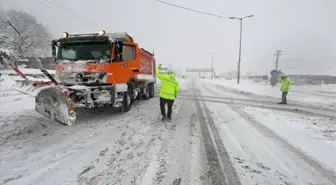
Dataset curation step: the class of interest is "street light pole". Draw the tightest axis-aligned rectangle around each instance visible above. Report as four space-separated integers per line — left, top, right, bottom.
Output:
155 1 254 83
230 15 254 84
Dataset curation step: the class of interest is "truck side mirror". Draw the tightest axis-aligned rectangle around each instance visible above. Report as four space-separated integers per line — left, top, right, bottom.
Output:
114 41 123 61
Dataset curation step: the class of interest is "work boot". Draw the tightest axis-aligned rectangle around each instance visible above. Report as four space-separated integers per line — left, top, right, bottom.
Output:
161 116 167 121
167 116 172 121
278 102 284 104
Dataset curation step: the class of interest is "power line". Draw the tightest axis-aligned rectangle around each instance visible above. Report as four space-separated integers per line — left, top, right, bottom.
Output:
44 0 80 18
156 0 254 85
35 0 59 12
35 0 78 19
46 0 95 25
155 0 231 19
34 0 96 27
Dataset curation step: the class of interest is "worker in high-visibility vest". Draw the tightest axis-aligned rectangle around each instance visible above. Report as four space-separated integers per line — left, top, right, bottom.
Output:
279 75 291 104
156 64 179 121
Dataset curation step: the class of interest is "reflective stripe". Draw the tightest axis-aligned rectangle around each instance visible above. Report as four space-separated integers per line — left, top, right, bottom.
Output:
157 68 178 100
164 78 178 84
161 92 174 96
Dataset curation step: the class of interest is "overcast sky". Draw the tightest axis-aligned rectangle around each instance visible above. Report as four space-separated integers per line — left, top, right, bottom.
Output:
1 0 335 75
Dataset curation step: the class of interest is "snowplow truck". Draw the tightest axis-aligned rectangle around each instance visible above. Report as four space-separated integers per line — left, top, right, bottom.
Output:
16 31 156 126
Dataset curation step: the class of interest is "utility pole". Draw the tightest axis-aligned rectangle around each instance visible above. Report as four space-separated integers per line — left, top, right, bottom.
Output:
274 50 282 71
211 54 214 79
237 19 243 84
208 53 216 79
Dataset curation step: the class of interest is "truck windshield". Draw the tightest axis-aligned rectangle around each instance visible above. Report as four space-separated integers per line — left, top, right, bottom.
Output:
57 42 111 63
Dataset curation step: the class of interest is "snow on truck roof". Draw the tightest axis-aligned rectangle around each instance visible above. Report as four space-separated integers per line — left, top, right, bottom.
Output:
59 31 134 43
106 32 134 42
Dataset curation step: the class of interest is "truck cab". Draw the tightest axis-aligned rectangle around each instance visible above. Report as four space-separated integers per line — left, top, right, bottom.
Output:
51 30 156 110
52 31 146 85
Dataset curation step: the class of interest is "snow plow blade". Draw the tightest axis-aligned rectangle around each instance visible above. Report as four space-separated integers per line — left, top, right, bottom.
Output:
35 87 76 126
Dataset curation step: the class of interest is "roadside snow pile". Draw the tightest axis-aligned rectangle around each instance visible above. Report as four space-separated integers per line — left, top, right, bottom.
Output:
0 74 17 87
0 67 56 76
0 67 55 83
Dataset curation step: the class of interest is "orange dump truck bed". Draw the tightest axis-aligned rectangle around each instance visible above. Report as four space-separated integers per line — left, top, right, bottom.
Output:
136 48 156 82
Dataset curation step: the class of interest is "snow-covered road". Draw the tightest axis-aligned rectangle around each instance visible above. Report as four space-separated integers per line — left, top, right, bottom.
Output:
1 78 335 185
189 79 336 184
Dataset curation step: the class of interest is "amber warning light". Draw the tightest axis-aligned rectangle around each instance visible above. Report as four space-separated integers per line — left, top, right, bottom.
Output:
61 30 106 38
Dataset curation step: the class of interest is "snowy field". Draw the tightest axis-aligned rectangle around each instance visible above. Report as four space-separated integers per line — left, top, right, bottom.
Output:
0 75 335 185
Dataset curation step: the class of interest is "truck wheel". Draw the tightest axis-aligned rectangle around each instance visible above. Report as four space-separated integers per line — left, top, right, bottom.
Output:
128 83 136 103
120 92 131 112
148 83 155 98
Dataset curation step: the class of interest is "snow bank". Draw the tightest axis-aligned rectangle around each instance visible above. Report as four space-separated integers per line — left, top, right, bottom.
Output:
0 67 56 84
0 67 56 75
0 74 17 87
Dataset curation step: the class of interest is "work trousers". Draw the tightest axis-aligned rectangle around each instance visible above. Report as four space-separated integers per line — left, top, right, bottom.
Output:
160 97 174 118
282 92 288 103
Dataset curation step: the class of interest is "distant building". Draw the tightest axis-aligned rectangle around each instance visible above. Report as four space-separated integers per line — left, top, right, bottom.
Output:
287 75 336 85
248 75 268 82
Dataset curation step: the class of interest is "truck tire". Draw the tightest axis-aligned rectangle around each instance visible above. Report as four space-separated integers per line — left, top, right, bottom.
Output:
148 83 155 98
120 91 131 112
128 82 136 103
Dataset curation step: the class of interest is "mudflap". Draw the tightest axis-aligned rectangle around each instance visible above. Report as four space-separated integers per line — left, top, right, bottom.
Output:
35 87 76 126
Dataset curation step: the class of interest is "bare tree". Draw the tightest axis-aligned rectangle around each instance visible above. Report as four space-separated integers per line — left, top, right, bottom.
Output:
0 8 12 68
1 9 52 59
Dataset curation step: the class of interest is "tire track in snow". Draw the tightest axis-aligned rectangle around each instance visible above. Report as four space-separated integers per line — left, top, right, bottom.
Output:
230 106 336 184
144 79 199 185
192 80 241 185
190 81 335 118
291 90 336 98
180 93 335 113
0 98 160 185
75 100 170 185
141 79 207 185
201 80 336 112
179 96 336 119
158 90 203 185
199 79 336 110
140 97 188 185
193 79 336 184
